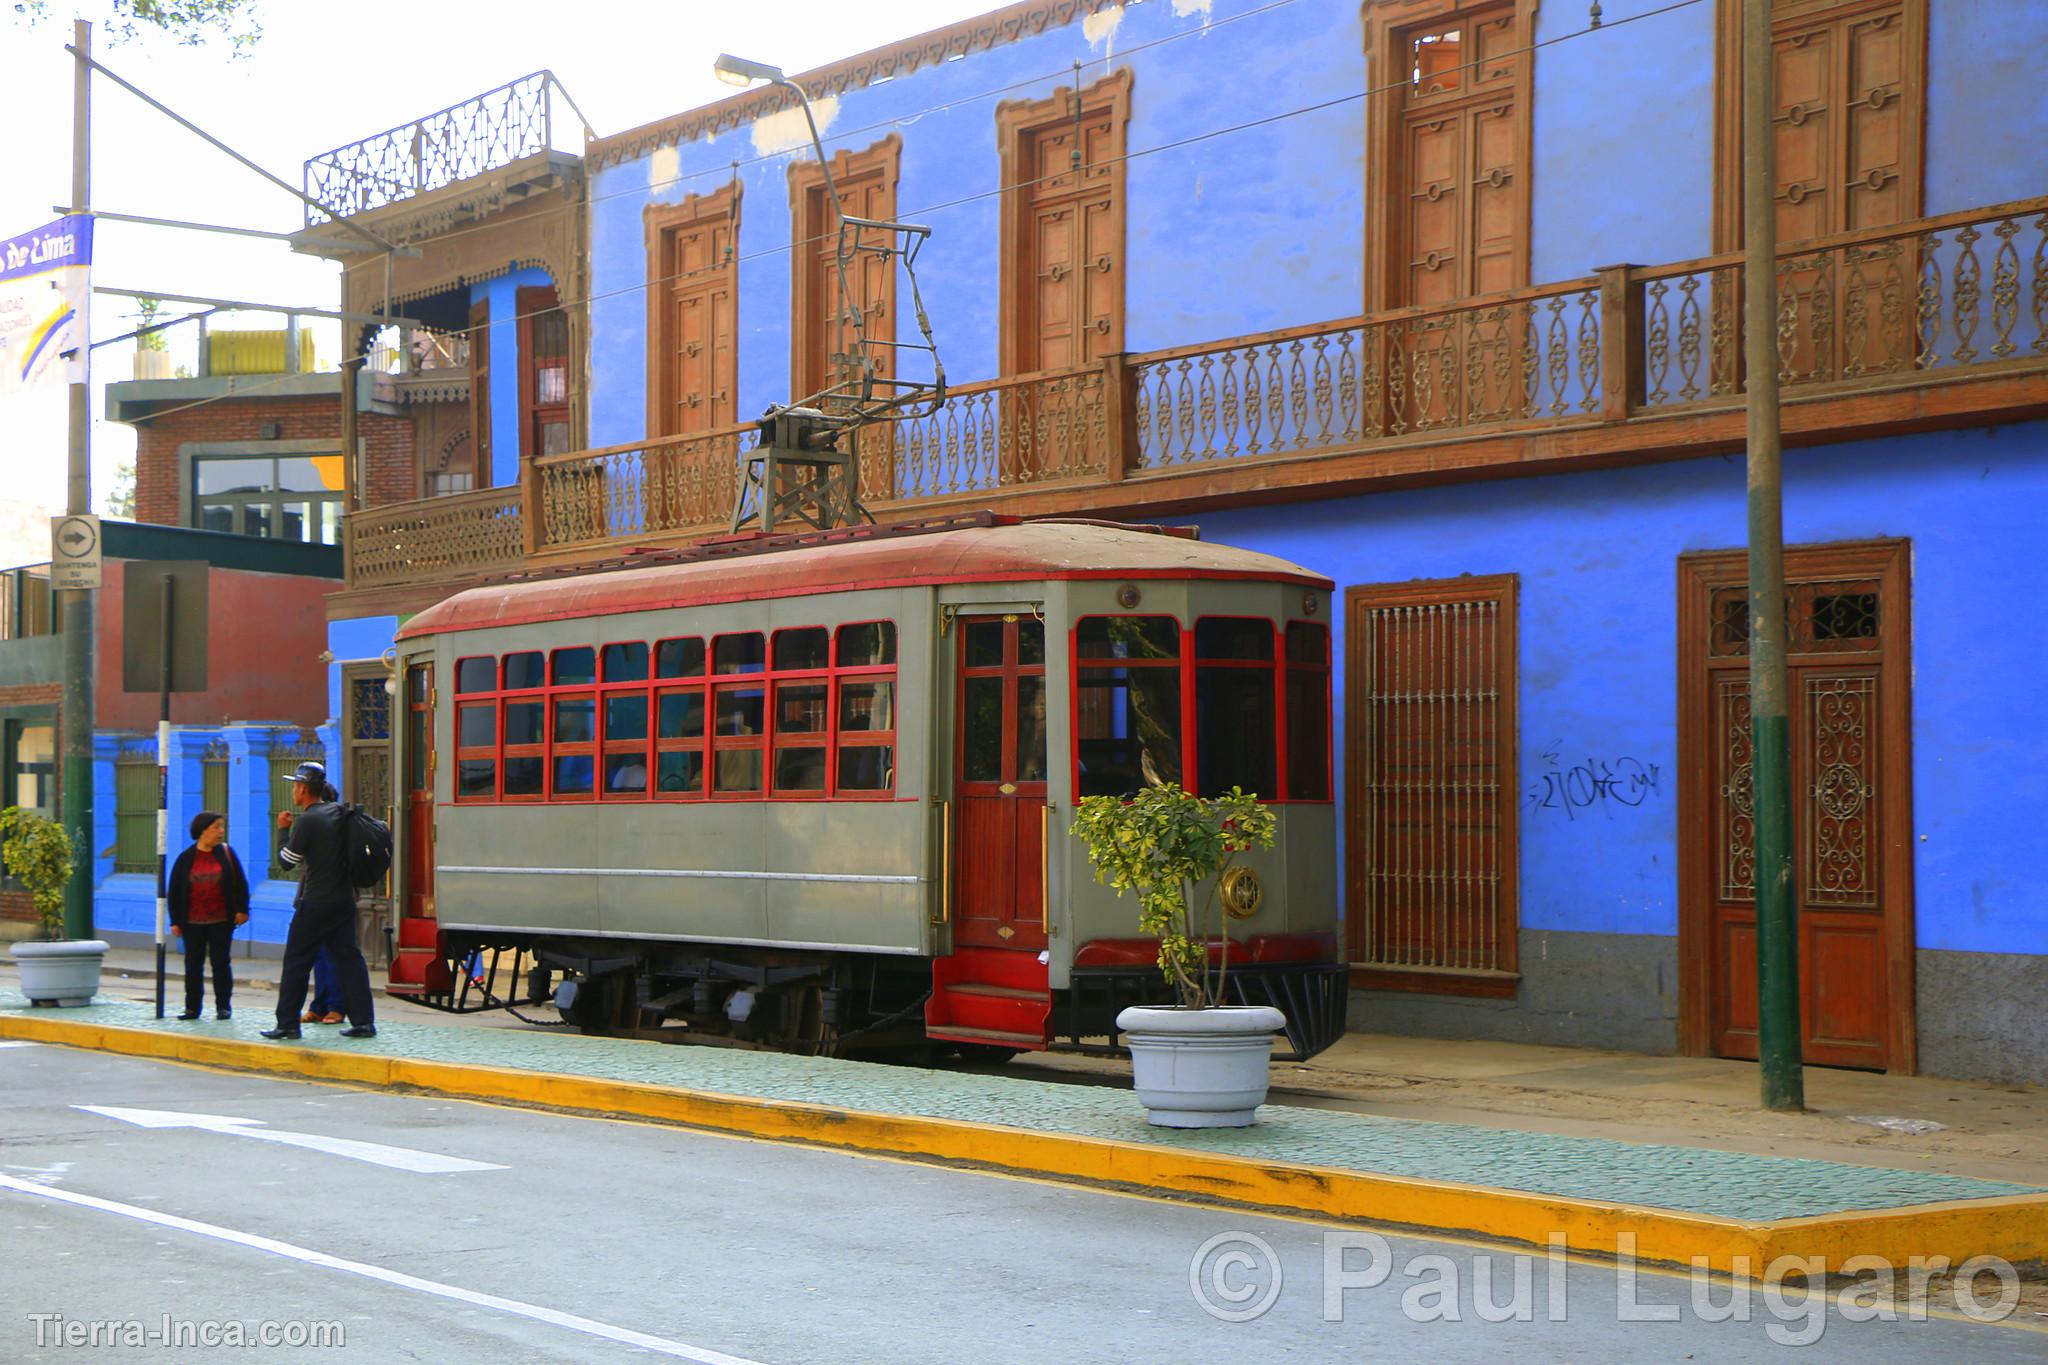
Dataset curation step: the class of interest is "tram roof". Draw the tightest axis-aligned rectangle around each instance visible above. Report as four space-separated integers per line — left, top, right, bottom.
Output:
397 520 1332 640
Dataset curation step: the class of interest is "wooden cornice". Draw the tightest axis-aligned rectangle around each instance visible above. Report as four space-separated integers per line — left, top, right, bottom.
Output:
588 0 1130 171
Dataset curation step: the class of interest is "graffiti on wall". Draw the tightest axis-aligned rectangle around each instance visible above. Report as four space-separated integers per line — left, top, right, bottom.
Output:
1523 745 1661 821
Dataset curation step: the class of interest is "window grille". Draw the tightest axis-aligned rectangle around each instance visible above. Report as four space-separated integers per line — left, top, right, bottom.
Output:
1349 579 1518 977
114 746 158 875
201 740 230 825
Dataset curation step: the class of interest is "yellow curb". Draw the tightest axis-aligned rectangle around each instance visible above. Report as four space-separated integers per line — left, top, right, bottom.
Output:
8 1011 2045 1276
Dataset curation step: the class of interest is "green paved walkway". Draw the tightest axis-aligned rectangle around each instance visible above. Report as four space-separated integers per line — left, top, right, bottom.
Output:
6 993 2033 1222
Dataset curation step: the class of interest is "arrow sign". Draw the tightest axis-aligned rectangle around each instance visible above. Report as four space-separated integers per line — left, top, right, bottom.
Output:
75 1106 507 1175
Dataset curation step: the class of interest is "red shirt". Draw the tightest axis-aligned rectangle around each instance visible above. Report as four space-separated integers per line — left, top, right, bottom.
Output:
186 847 228 924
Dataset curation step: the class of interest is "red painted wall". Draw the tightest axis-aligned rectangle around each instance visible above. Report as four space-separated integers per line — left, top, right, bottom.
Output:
96 560 335 730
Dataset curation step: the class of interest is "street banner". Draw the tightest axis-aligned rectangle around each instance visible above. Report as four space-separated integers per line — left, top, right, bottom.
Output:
0 215 92 393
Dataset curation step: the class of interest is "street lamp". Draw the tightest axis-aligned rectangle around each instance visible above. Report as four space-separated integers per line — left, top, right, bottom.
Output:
711 53 843 225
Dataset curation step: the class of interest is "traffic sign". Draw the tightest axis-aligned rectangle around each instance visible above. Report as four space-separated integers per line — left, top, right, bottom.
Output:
49 513 99 590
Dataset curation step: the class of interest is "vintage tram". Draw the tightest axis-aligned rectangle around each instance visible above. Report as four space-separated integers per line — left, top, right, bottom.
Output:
384 515 1347 1059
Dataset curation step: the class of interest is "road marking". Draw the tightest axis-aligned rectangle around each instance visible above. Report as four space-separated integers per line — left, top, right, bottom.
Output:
0 1040 39 1048
0 1172 763 1364
75 1106 508 1175
3 1162 70 1186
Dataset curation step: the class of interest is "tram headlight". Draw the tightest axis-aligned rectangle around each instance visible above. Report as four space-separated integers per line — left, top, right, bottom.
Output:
1220 866 1263 919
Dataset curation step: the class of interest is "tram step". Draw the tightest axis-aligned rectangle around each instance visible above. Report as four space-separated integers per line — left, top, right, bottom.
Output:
397 916 440 951
946 983 1046 1001
928 947 1052 1045
389 945 453 994
926 1025 1048 1051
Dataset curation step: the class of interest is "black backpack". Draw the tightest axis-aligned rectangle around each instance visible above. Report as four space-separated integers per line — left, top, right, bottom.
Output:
341 803 394 890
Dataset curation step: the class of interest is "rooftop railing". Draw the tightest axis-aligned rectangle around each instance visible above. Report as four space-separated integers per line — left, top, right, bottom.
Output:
304 71 589 226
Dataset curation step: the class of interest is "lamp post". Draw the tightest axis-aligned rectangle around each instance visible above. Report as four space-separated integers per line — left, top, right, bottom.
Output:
713 54 846 228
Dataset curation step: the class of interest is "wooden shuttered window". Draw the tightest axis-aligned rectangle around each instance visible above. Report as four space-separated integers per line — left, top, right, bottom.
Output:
1365 0 1534 313
1346 576 1518 994
789 137 899 405
646 184 739 438
997 70 1132 377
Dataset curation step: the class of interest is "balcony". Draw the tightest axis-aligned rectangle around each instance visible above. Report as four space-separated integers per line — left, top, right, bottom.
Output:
341 194 2048 597
302 72 586 230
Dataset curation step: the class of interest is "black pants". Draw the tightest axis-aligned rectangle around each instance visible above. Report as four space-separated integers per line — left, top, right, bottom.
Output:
182 920 234 1013
274 902 374 1030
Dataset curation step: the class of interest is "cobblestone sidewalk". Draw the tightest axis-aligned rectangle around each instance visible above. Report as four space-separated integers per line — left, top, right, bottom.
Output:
3 992 2035 1222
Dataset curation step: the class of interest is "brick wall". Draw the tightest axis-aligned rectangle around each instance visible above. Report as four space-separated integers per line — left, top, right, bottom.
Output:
132 394 420 526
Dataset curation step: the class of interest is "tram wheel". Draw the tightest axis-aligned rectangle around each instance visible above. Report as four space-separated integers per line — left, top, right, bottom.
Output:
793 984 841 1058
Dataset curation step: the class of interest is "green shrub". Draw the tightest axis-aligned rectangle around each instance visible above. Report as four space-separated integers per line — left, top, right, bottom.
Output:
0 806 76 940
1070 783 1276 1009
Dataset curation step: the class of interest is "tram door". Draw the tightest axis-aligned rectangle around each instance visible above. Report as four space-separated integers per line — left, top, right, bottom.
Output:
954 616 1048 951
403 662 434 918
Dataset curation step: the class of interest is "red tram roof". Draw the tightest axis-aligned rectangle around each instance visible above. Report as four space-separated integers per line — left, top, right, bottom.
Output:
397 521 1332 640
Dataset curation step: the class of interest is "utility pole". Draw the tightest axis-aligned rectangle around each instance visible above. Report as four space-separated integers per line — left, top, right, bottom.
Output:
59 19 95 940
1743 0 1803 1112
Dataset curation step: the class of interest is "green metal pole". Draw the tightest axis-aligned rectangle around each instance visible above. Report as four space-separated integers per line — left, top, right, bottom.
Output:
1743 0 1803 1112
59 19 96 942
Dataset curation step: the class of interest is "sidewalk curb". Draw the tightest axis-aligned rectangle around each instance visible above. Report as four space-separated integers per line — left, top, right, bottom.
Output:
8 1011 2045 1277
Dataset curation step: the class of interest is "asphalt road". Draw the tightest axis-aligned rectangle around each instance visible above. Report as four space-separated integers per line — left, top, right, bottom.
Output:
1 1043 2039 1364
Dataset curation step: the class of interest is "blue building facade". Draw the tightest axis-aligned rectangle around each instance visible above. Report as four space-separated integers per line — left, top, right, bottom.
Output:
317 0 2048 1080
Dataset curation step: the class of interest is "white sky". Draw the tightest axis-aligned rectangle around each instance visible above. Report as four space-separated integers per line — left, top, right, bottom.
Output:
0 0 1003 522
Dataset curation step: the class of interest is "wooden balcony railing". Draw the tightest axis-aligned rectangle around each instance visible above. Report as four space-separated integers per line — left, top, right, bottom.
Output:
341 195 2048 596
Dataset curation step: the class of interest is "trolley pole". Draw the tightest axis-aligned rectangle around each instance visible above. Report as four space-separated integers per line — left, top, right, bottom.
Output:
1743 0 1803 1112
59 19 96 941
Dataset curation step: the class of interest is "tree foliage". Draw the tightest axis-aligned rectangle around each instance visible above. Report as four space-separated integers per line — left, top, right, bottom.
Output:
0 806 77 941
11 1 262 53
1070 784 1276 1010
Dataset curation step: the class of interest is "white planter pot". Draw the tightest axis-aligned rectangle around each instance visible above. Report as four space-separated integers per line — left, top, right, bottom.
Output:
1116 1004 1287 1128
10 939 110 1006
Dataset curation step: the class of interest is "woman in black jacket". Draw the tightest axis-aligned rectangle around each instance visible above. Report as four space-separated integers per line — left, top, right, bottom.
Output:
167 811 251 1020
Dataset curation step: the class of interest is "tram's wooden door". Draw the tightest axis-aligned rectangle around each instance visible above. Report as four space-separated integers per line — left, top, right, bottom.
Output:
954 616 1048 951
403 662 434 918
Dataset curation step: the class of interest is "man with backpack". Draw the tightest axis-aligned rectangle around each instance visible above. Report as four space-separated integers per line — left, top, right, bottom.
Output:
262 761 379 1041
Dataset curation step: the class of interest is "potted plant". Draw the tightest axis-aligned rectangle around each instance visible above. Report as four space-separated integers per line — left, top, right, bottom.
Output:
3 807 106 1006
1071 783 1285 1127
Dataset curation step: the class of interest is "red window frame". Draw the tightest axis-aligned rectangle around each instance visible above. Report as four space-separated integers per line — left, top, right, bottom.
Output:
1070 613 1186 798
443 621 898 806
653 635 708 801
1283 620 1333 802
1192 615 1281 802
452 655 497 803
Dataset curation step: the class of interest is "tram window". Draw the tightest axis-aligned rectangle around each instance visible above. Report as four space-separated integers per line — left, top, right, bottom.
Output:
964 620 1007 668
836 622 895 667
503 756 544 797
602 641 649 682
656 750 704 796
714 750 763 794
714 685 764 736
1284 622 1331 801
457 704 495 749
605 695 648 743
457 760 495 799
656 691 704 739
1018 619 1045 666
503 651 544 690
773 627 829 672
553 755 595 795
838 746 893 791
713 633 765 675
776 682 828 734
773 681 828 795
1017 676 1048 784
456 657 495 694
552 647 597 686
773 747 826 792
1075 616 1183 797
655 637 704 678
1196 617 1277 799
553 696 596 744
503 700 544 747
962 676 1004 783
838 680 893 732
604 753 648 795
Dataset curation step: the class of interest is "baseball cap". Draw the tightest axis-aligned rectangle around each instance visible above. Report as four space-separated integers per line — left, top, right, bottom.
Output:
291 760 328 785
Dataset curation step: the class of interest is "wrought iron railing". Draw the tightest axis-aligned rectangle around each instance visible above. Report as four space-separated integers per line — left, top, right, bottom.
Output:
347 484 525 591
341 196 2048 594
304 72 584 225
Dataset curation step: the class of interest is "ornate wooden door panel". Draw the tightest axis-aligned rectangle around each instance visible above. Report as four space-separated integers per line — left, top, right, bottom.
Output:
953 617 1048 952
1681 544 1913 1072
668 214 735 435
792 143 898 403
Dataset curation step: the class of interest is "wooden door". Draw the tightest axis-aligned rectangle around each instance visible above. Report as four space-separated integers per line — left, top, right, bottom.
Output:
953 616 1048 951
1016 110 1121 374
793 144 898 405
662 210 736 436
404 662 435 920
517 285 571 459
1680 542 1914 1071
